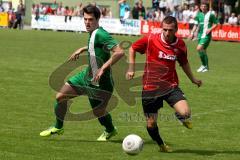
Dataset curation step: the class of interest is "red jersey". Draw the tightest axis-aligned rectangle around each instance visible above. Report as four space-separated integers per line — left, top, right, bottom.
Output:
132 33 188 92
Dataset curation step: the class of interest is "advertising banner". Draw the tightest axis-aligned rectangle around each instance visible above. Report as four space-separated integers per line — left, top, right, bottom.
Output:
31 15 240 42
212 25 240 42
31 15 141 35
140 20 240 42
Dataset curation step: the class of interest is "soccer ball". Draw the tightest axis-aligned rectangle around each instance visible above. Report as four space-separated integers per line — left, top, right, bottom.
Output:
122 134 143 155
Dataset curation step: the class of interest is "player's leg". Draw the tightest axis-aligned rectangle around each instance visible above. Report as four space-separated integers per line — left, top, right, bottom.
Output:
166 87 192 129
87 85 117 141
173 100 192 129
196 44 207 72
197 38 210 72
40 82 79 137
40 71 87 137
142 95 172 152
54 83 79 129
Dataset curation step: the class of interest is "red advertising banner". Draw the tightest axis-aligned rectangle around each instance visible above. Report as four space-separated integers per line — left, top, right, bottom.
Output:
212 25 240 41
141 20 162 34
140 20 240 42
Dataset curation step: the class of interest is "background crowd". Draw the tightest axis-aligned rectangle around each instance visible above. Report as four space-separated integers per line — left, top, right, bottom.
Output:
0 0 25 29
0 0 240 29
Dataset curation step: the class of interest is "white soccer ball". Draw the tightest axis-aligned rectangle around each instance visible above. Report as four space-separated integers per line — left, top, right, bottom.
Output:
122 134 143 155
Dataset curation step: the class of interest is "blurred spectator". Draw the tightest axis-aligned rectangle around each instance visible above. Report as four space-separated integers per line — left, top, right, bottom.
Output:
228 12 238 25
189 4 199 28
45 5 53 15
123 6 130 20
56 2 65 16
64 6 69 22
17 0 25 29
39 4 46 14
91 2 100 10
237 14 240 25
13 8 22 29
172 5 182 21
182 4 191 24
159 0 167 13
118 0 130 20
223 0 237 16
6 2 13 12
31 4 35 14
34 4 40 20
138 0 146 20
8 10 16 28
106 8 112 18
146 8 156 21
0 1 4 12
224 14 229 23
217 12 224 24
155 7 165 21
152 0 159 9
132 2 139 19
68 7 74 21
51 0 58 14
165 7 172 17
75 3 83 17
101 7 108 18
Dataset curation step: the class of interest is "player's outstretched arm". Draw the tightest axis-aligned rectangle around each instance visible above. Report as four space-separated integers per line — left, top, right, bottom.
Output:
188 24 198 40
126 47 136 80
92 45 124 82
68 46 88 61
181 62 202 87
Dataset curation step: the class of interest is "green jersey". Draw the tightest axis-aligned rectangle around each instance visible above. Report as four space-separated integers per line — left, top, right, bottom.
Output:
87 27 118 82
194 11 218 39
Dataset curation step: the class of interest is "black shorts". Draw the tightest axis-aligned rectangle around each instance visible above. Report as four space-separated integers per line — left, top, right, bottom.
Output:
142 87 186 114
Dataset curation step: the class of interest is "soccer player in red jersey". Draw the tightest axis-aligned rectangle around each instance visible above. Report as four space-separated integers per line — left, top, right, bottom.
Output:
126 16 202 152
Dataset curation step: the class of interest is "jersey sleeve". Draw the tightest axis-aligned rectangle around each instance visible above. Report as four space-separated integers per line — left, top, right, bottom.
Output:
177 41 188 66
97 30 118 50
131 35 148 54
194 13 199 25
210 13 218 24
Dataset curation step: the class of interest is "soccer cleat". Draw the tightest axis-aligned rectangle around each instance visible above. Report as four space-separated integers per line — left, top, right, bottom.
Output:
40 127 64 137
201 68 208 72
197 65 206 72
97 127 117 141
182 119 193 129
159 144 173 153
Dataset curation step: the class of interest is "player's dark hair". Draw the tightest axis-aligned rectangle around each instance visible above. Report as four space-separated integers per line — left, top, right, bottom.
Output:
162 16 178 30
201 2 209 8
83 4 101 20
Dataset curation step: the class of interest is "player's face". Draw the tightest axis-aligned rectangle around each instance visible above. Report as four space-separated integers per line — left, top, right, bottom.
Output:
84 13 99 32
162 22 177 43
200 4 208 13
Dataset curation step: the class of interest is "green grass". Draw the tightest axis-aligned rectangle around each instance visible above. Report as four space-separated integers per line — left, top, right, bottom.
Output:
0 29 240 160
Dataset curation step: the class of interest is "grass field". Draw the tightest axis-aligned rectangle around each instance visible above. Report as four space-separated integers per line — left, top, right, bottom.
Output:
0 29 240 160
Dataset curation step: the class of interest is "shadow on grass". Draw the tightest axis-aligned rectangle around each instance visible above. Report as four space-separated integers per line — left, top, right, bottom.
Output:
173 149 240 156
47 139 157 144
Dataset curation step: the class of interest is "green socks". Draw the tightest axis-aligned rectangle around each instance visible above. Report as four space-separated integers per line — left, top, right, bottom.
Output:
98 114 115 133
54 100 67 129
198 51 208 68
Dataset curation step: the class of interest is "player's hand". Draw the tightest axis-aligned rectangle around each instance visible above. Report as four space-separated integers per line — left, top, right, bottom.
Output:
126 69 135 80
192 78 202 87
188 33 194 41
206 29 211 35
92 68 104 83
68 52 81 61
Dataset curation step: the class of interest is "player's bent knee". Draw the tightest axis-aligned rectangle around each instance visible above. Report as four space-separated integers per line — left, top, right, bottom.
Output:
56 92 68 102
197 46 204 52
147 121 157 129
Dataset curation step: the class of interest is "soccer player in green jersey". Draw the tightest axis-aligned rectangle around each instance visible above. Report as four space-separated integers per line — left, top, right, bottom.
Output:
40 4 124 141
190 3 218 72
